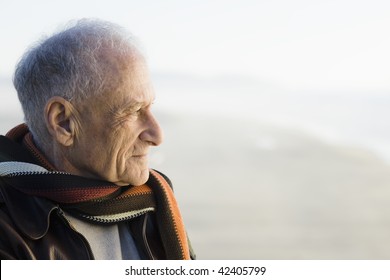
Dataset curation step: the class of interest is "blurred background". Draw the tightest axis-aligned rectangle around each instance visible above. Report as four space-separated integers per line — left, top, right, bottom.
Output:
1 0 390 259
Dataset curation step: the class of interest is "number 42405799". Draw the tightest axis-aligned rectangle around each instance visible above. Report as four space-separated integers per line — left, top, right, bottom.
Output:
218 266 266 276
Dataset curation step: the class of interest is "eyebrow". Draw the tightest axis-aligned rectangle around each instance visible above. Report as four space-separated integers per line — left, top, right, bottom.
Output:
109 99 154 116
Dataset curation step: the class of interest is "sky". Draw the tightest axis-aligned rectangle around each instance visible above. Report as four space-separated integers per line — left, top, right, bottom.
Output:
1 0 390 92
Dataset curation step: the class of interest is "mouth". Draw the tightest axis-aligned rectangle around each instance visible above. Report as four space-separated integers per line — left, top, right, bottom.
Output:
132 149 149 159
133 154 148 158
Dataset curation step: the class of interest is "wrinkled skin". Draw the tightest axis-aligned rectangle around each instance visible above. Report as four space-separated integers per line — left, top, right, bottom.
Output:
46 56 163 186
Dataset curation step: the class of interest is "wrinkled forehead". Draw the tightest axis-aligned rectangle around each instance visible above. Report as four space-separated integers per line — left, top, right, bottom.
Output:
101 48 150 89
75 50 153 112
99 54 154 108
119 56 153 97
99 46 145 78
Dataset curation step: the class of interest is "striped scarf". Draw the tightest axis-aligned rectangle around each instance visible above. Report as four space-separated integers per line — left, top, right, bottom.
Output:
0 124 190 260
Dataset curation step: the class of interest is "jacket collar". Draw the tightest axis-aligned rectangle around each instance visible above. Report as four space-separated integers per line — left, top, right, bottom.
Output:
0 181 60 240
0 129 60 240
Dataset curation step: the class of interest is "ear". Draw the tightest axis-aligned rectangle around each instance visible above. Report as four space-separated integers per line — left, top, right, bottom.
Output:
44 97 77 147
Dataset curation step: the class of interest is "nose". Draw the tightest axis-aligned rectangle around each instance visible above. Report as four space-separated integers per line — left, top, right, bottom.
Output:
139 110 164 146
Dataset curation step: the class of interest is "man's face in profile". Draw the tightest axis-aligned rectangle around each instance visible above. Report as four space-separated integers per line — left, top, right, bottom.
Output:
64 57 163 186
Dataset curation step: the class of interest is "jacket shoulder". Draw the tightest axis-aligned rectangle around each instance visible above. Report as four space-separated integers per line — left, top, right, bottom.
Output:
0 135 36 163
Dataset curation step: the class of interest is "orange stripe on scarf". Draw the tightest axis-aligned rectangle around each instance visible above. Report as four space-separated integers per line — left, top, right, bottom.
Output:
118 184 153 198
150 169 190 260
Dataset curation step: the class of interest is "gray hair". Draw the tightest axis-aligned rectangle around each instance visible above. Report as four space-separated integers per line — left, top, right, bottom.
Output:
13 18 140 147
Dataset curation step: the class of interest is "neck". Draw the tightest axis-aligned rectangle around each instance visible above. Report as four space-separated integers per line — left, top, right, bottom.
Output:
23 133 57 171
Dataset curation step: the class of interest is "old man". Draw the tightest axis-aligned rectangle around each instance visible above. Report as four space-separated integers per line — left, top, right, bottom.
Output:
0 19 194 260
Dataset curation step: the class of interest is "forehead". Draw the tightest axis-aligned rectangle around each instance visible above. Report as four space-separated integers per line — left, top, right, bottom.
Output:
104 57 154 108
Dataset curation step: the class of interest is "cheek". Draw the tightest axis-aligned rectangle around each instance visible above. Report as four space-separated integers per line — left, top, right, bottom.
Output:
116 147 131 168
75 129 116 166
76 143 108 170
95 124 141 171
113 137 136 163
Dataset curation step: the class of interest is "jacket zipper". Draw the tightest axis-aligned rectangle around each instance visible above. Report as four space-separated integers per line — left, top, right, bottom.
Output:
57 209 95 260
142 213 155 260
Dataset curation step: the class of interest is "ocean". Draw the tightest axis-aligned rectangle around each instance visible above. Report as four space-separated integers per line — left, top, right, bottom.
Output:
151 73 390 162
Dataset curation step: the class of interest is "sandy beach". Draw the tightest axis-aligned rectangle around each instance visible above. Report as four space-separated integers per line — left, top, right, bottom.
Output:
151 110 390 259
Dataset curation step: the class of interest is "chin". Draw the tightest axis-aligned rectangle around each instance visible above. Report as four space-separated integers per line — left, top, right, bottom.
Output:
121 169 150 186
136 169 151 185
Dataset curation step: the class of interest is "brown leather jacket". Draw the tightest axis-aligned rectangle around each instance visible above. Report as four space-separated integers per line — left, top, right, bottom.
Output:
0 179 170 259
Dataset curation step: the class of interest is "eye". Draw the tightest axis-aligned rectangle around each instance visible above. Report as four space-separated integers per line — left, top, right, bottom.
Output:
135 107 143 115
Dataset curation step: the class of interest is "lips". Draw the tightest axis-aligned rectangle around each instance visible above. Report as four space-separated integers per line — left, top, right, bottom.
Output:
132 149 149 158
133 154 147 158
